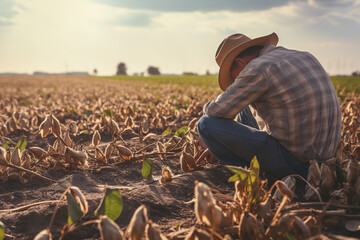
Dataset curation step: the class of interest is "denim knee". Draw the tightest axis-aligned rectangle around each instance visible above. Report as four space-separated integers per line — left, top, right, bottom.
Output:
197 115 216 136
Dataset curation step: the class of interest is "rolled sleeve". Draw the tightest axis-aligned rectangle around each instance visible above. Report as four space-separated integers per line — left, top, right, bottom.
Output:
203 71 268 119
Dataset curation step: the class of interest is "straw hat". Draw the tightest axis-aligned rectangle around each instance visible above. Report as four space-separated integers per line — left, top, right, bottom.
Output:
215 32 279 91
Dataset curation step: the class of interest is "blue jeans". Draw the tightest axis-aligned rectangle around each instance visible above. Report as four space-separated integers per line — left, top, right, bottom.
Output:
197 106 309 179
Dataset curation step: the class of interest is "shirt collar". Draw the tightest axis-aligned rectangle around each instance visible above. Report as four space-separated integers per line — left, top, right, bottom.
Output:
260 44 275 56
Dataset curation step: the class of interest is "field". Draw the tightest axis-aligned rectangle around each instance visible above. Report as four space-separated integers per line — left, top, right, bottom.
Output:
0 75 359 240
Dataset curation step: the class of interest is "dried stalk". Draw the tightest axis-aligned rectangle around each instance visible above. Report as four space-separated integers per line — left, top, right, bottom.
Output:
0 161 55 182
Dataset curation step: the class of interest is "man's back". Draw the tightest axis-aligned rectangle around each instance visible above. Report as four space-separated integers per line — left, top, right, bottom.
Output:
249 45 341 161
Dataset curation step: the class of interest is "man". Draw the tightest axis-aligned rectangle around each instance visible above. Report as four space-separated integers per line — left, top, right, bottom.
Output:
196 33 341 179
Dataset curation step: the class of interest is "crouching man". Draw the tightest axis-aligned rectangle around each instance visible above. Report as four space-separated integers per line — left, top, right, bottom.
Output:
196 32 341 179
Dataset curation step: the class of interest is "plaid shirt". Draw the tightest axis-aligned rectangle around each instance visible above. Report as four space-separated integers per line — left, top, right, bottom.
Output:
204 44 341 162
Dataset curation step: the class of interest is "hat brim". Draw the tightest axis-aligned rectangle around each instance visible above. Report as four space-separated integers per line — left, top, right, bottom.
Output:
218 32 279 91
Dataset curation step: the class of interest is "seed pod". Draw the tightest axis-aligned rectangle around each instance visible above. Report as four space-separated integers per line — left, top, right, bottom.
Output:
29 147 48 160
98 216 124 240
116 145 132 160
126 205 148 240
307 160 321 186
92 130 101 147
34 229 52 240
10 147 22 166
69 186 89 214
69 121 78 135
276 180 294 200
0 147 7 164
65 147 88 167
51 115 62 139
39 114 52 138
160 166 172 185
145 220 167 240
239 212 264 240
180 151 196 172
273 176 296 201
320 164 334 194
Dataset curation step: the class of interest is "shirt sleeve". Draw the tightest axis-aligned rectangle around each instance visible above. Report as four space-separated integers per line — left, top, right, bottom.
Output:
203 70 268 119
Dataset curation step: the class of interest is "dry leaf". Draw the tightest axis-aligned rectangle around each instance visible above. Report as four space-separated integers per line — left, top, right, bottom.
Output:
65 147 88 167
69 121 78 135
276 180 294 200
160 166 172 185
116 145 132 160
92 130 101 147
29 147 48 160
39 114 52 138
34 229 52 240
99 216 124 240
320 163 334 194
180 151 196 172
308 160 321 186
145 220 167 240
239 212 264 240
51 115 62 139
126 205 148 240
95 147 107 163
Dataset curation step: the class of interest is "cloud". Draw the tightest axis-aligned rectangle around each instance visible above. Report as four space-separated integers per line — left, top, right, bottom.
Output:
110 11 154 27
92 0 303 12
0 0 18 26
308 0 355 8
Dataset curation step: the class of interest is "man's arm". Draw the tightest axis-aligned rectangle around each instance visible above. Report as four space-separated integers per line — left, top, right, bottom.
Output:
203 71 268 118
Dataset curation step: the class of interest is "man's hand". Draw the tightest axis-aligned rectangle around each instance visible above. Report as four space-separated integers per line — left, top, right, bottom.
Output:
195 138 217 165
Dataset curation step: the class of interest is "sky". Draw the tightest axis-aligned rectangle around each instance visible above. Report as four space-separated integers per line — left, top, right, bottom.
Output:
0 0 360 76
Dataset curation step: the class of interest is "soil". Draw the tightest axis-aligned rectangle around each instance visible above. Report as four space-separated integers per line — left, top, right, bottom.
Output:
0 76 359 240
0 152 233 239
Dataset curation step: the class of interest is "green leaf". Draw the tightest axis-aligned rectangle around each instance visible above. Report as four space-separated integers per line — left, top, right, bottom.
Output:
16 136 27 152
226 166 250 183
66 192 84 225
250 156 260 177
142 157 154 180
162 127 172 136
94 188 123 221
227 166 251 175
79 130 89 135
19 99 33 106
0 221 5 240
175 126 188 138
103 109 113 118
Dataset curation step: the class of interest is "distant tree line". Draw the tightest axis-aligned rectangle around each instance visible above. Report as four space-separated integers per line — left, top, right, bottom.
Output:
116 62 161 76
352 71 360 76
